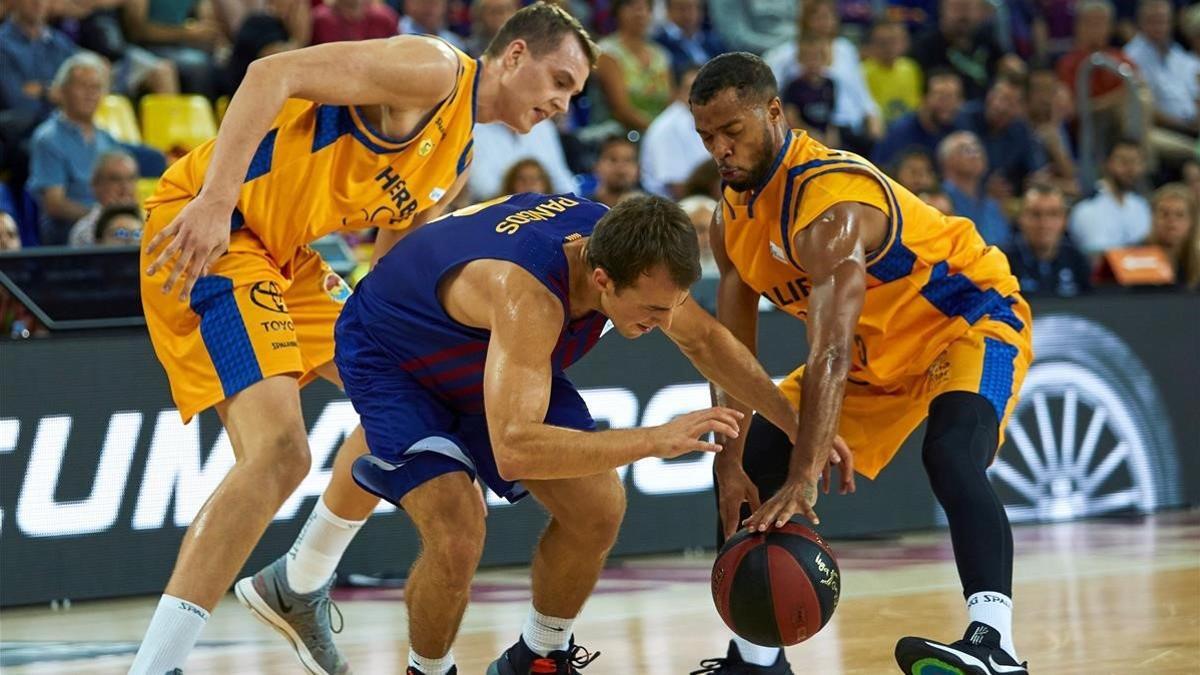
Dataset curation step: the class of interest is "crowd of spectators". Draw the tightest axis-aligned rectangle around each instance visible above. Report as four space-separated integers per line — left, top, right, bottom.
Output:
0 0 1196 298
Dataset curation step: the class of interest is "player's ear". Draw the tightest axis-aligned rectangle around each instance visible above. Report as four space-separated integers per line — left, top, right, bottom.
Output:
503 39 529 70
766 97 784 124
592 267 613 293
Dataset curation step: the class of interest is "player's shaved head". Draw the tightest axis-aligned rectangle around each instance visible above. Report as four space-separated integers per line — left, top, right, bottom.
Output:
689 52 778 107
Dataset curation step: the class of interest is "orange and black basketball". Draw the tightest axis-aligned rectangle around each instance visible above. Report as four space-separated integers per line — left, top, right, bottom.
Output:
711 517 841 647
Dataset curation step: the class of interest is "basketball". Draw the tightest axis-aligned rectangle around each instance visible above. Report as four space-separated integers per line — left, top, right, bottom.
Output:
711 517 841 647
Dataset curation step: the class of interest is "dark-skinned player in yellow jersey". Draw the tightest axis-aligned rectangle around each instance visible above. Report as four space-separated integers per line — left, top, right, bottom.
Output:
687 53 1033 675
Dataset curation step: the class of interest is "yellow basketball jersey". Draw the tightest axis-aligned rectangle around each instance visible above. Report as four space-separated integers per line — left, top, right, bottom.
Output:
147 45 480 264
723 130 1024 385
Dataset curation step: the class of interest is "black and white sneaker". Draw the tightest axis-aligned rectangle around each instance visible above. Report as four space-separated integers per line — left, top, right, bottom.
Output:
895 622 1029 674
690 640 793 674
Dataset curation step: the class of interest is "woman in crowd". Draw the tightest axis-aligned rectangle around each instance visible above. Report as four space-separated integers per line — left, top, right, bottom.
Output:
595 0 672 132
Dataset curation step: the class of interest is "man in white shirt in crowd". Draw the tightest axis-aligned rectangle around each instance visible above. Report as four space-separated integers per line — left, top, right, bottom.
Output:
1069 138 1153 258
1123 0 1200 163
640 67 709 198
68 150 139 247
467 118 577 200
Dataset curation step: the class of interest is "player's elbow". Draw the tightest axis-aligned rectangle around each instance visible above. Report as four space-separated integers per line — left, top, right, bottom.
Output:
492 434 526 482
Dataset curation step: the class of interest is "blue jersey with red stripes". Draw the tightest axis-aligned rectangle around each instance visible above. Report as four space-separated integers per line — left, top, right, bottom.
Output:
341 192 611 415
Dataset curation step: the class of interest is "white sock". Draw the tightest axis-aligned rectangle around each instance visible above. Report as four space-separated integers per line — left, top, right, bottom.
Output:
967 591 1018 661
128 594 210 674
408 649 455 675
732 634 780 667
286 497 366 594
521 607 574 656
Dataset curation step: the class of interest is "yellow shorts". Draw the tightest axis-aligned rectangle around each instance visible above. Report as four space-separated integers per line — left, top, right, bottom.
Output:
141 198 352 422
778 298 1033 479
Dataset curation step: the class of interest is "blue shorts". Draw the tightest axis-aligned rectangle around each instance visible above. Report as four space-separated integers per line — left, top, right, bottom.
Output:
335 311 595 506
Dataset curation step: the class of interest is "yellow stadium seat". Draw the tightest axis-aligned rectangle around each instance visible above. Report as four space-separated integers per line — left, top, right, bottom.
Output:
94 95 141 144
139 94 218 154
215 95 229 124
137 178 160 206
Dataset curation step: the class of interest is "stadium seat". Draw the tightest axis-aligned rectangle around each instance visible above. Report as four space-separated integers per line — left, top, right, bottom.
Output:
140 94 218 154
94 95 141 144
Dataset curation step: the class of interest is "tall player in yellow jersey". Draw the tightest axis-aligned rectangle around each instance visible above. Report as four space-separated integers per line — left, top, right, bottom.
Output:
687 54 1033 675
129 5 597 675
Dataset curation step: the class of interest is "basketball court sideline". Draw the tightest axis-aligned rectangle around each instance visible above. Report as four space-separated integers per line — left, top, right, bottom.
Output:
2 511 1197 674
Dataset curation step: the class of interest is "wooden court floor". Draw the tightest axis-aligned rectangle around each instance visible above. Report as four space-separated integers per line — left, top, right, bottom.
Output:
3 511 1198 674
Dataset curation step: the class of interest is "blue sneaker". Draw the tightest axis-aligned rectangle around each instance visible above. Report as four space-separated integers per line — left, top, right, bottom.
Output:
486 636 599 674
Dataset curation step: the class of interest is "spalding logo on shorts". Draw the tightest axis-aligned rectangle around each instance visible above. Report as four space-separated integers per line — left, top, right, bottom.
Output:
323 272 351 303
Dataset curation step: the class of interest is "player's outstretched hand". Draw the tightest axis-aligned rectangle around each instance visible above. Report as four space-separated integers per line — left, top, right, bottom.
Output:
715 456 761 539
743 479 820 530
144 194 233 301
652 407 743 459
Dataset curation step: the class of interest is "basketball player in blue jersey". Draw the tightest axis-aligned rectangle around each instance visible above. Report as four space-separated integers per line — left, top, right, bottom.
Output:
250 192 811 675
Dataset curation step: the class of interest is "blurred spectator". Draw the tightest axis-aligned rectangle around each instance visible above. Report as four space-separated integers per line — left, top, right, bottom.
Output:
706 0 796 56
640 67 709 198
653 0 725 81
0 212 20 251
1056 0 1139 165
938 130 1012 246
1145 182 1199 288
862 19 922 123
1182 159 1200 205
27 52 121 245
783 36 839 147
398 0 464 49
463 0 515 57
1 0 76 180
93 202 143 246
1068 139 1152 257
918 188 954 215
892 147 939 194
587 135 639 207
67 150 139 247
225 1 307 93
1183 5 1200 55
1026 68 1078 197
1123 0 1200 163
47 0 182 98
682 160 720 200
959 74 1047 202
124 0 221 96
765 0 883 149
500 158 552 195
910 0 1005 101
678 194 718 277
1003 183 1092 296
209 0 309 48
596 0 673 132
468 119 575 200
312 0 399 45
872 68 963 167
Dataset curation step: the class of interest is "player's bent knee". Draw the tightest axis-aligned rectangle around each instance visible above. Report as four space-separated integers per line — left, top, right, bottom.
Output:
247 429 312 491
922 391 1001 482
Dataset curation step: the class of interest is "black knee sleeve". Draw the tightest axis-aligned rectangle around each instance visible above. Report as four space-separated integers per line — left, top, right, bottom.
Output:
922 391 1014 598
713 414 792 548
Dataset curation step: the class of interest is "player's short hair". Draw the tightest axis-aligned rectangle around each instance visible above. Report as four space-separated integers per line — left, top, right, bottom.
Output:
689 52 778 107
586 194 701 290
484 1 599 67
